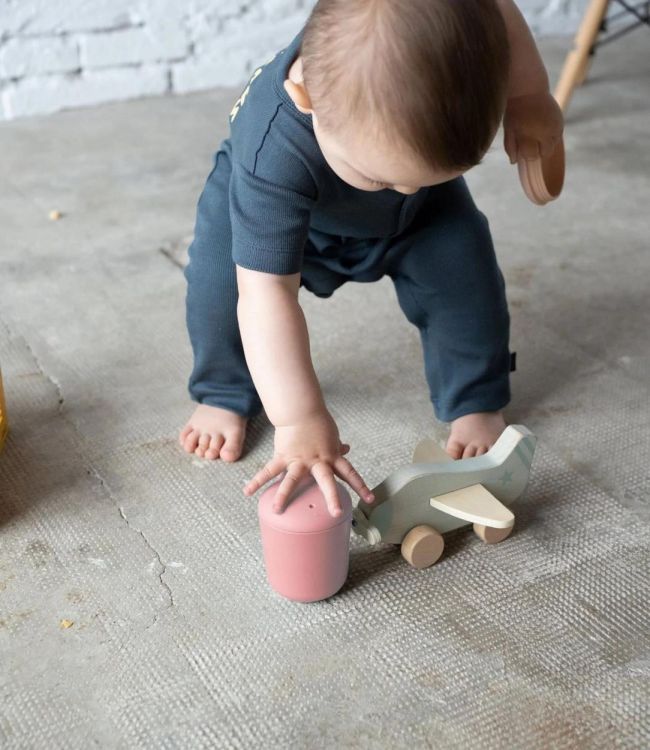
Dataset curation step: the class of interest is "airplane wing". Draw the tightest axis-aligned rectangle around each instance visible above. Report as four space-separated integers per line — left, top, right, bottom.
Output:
430 484 515 529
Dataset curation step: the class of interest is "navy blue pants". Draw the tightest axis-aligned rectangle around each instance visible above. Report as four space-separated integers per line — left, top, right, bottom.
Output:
185 156 511 423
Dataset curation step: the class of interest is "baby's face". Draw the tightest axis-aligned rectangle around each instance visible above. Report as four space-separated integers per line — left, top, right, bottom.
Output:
312 114 464 194
285 55 463 194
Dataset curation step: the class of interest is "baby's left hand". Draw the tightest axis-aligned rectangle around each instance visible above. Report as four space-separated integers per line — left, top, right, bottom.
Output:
503 91 564 164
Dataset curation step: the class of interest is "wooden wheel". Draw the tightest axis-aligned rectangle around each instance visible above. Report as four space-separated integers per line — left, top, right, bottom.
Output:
401 525 444 569
473 523 513 544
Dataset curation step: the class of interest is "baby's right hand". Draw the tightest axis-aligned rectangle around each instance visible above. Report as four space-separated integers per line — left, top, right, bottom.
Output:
242 409 375 517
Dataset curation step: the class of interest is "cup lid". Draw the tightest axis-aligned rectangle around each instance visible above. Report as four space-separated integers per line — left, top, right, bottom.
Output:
258 474 352 533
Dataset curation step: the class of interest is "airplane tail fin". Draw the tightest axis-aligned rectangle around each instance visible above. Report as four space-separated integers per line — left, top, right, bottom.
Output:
481 425 537 504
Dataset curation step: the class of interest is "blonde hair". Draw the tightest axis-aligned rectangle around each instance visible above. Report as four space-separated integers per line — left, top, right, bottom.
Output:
301 0 510 170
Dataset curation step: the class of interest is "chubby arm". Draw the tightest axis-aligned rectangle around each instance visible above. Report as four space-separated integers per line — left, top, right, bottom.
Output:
236 265 375 515
235 265 325 426
496 0 549 97
496 0 564 164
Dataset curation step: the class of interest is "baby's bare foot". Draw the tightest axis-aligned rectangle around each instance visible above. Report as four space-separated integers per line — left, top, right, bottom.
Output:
179 404 248 461
446 410 507 460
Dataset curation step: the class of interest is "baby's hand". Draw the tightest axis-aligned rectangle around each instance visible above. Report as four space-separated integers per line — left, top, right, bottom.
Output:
503 91 564 164
242 409 375 517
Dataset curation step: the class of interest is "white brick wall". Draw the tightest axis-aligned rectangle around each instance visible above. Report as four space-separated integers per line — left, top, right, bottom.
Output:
0 0 587 120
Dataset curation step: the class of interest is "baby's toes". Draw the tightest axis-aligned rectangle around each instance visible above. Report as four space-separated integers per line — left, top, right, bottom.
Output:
462 443 478 459
183 429 200 453
445 440 464 460
220 431 245 462
205 434 225 460
195 432 211 458
179 423 193 446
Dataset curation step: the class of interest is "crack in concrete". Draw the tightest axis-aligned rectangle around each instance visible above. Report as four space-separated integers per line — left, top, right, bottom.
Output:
157 234 191 271
0 318 65 413
158 244 185 270
85 464 176 631
117 505 176 625
0 317 176 628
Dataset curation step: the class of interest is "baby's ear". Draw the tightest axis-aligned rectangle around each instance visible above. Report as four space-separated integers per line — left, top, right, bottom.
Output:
283 78 313 116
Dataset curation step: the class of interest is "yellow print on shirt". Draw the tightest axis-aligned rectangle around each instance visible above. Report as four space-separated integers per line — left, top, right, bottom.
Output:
229 50 280 123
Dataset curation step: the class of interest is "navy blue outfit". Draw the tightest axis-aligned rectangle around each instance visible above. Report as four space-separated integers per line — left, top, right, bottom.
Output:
185 27 512 423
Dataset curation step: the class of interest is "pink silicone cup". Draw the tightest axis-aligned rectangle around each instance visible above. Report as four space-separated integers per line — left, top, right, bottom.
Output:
258 475 353 603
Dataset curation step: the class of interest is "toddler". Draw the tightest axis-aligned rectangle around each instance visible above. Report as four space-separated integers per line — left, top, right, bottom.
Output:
179 0 563 516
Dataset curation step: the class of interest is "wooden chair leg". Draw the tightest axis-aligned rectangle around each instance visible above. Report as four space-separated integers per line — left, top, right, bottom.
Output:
575 52 594 86
554 0 610 111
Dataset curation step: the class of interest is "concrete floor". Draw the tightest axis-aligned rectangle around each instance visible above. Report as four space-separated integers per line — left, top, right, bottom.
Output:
1 34 649 749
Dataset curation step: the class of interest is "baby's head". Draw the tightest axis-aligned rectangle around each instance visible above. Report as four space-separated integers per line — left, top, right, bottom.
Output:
284 0 510 194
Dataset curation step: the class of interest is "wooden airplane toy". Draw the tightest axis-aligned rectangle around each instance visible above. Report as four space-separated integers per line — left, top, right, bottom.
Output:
351 425 537 568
